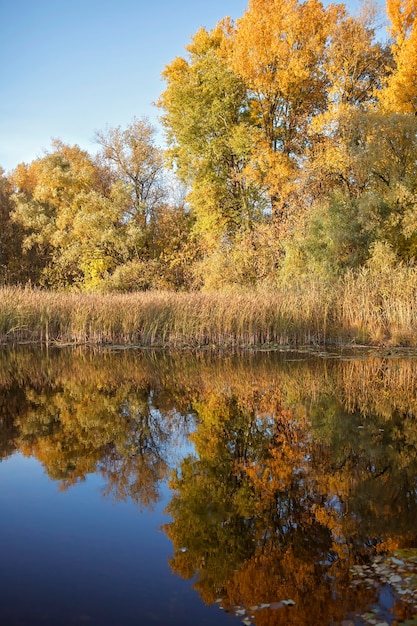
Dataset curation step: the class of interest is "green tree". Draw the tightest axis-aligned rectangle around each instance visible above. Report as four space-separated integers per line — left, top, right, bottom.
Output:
159 24 266 253
285 110 417 278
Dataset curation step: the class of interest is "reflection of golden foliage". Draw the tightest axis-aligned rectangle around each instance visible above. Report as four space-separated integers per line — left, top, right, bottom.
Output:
243 411 309 499
226 546 375 626
228 548 316 607
1 343 417 416
2 346 417 621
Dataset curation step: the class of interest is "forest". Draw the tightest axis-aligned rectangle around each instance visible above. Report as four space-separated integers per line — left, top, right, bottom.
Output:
1 0 417 344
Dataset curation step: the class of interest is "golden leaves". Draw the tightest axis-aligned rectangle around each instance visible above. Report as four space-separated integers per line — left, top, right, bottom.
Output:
381 0 417 113
386 0 417 41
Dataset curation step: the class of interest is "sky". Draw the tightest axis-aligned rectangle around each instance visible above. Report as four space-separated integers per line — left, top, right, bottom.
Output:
1 0 380 173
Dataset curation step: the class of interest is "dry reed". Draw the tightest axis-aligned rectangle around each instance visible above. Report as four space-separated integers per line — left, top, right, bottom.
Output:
0 272 416 347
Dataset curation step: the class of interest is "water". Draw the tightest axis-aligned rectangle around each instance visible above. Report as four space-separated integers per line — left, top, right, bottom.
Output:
0 454 227 626
1 346 417 625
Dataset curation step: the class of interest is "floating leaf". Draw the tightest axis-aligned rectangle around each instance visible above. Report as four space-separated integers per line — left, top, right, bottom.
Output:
389 574 402 583
269 602 285 610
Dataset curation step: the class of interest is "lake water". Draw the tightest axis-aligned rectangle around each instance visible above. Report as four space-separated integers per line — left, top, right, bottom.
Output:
1 346 417 626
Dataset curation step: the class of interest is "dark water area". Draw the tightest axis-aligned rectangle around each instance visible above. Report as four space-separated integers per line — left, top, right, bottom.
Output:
1 346 417 626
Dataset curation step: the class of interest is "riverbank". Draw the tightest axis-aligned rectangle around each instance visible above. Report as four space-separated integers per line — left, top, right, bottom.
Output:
1 270 416 348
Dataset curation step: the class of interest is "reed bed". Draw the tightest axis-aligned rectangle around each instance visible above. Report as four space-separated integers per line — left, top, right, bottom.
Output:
0 271 416 347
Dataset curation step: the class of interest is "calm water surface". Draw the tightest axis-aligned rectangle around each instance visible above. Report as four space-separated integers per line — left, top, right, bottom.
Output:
1 347 417 625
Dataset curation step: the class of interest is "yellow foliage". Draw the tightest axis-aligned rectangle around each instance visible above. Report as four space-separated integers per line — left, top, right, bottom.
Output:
386 0 417 41
229 0 331 217
325 3 388 108
79 257 111 291
382 0 417 112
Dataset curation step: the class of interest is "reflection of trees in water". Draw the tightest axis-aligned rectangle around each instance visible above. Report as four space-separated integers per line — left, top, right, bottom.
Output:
1 347 417 620
161 358 417 623
0 348 196 510
0 383 22 458
165 387 417 622
99 392 184 509
16 384 190 509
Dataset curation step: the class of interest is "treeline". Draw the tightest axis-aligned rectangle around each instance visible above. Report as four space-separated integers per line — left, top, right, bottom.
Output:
1 0 417 292
0 122 194 290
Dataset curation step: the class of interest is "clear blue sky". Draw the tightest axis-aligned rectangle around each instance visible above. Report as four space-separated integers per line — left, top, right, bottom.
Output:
1 0 381 173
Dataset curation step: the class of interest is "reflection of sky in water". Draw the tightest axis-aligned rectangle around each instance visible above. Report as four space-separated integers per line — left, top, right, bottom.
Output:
0 453 231 626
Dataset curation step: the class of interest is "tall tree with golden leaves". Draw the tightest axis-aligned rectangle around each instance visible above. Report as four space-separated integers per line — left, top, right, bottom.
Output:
324 2 390 111
228 0 333 223
381 0 417 112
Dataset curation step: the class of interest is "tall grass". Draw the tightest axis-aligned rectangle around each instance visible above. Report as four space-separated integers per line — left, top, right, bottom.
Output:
0 267 416 347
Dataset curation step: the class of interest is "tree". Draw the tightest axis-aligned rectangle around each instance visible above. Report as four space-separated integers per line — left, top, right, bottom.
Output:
158 0 404 287
159 24 267 253
10 128 173 290
228 0 332 223
381 0 417 113
95 117 166 232
11 141 103 287
323 2 390 111
0 168 32 284
284 110 417 277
